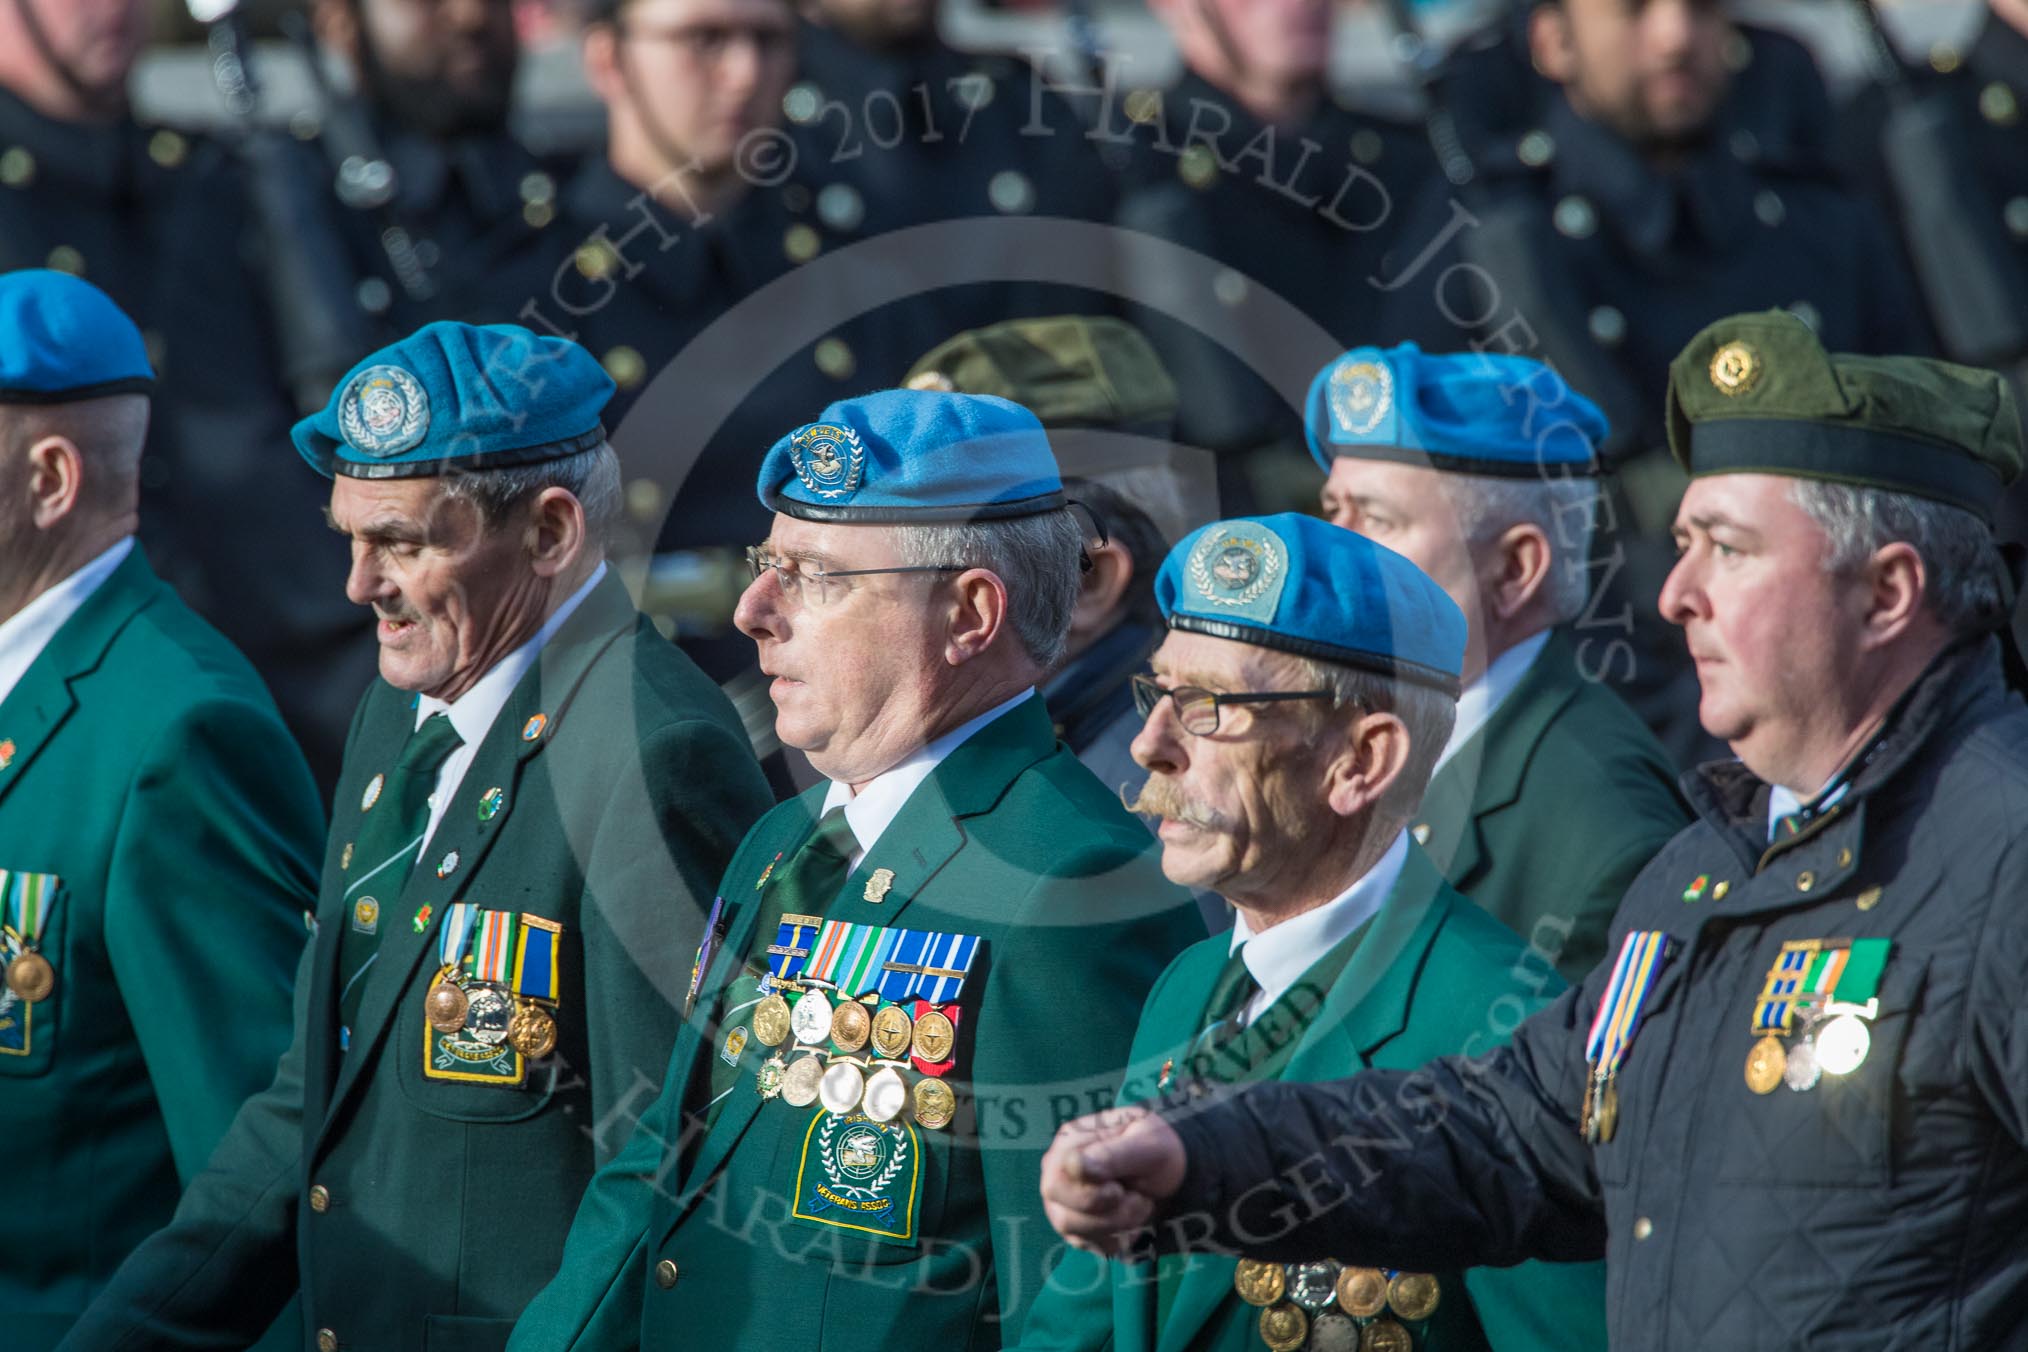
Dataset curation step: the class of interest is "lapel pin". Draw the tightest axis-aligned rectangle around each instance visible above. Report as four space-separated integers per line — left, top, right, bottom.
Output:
361 773 384 811
340 842 354 869
437 850 460 879
521 714 547 742
1682 874 1710 904
478 787 505 821
755 852 782 890
0 739 14 769
864 868 895 903
413 903 434 933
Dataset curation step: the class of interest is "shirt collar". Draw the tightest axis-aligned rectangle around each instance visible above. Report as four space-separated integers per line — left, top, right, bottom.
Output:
1435 628 1549 772
0 537 134 706
821 688 1036 857
414 563 607 741
1228 829 1410 1015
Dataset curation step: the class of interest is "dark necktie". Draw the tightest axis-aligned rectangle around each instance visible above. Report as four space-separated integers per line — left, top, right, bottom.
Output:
336 712 463 1045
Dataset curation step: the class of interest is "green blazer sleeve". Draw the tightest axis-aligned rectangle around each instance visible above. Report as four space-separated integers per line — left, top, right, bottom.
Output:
105 695 321 1180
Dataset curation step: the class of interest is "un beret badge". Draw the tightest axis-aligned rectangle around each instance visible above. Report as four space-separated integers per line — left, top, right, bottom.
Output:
1327 360 1394 438
338 364 431 457
788 423 867 500
1187 522 1289 619
1708 341 1762 397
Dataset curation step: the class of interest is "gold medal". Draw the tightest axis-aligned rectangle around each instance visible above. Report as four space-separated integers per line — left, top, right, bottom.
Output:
1360 1319 1413 1352
752 993 792 1047
1594 1080 1619 1144
819 1058 866 1115
508 1003 558 1059
5 950 54 1004
912 1008 955 1063
781 1053 823 1107
830 999 871 1053
425 972 469 1033
1233 1258 1285 1307
1258 1302 1308 1352
1386 1271 1440 1321
1335 1266 1387 1318
1745 1034 1786 1095
870 1003 915 1059
912 1076 956 1129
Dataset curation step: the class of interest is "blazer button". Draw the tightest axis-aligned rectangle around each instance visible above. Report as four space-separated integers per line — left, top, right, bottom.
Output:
308 1185 330 1213
655 1259 680 1290
316 1329 339 1352
1632 1217 1654 1241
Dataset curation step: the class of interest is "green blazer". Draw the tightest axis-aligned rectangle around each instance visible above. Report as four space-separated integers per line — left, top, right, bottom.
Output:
1413 629 1687 983
61 572 773 1352
0 548 322 1350
509 694 1204 1352
1016 845 1608 1352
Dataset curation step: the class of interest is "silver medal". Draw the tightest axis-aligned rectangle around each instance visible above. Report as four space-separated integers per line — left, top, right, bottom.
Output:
792 987 834 1046
464 985 514 1046
862 1064 908 1123
1783 1036 1821 1092
819 1060 866 1116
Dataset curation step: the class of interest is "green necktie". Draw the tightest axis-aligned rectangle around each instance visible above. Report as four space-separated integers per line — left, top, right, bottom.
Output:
704 807 859 1122
336 712 463 1046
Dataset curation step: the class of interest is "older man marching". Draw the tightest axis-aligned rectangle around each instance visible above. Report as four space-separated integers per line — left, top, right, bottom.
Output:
1014 513 1604 1352
509 390 1202 1350
1040 312 2028 1349
63 323 772 1352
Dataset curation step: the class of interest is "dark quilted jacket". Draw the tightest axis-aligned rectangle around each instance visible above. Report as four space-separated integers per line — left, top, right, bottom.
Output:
1153 637 2028 1350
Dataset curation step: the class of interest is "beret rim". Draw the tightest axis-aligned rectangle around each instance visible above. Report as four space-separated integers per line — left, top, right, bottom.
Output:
1322 441 1602 480
1686 417 2006 520
0 374 156 405
1165 614 1462 697
766 488 1069 524
320 425 608 481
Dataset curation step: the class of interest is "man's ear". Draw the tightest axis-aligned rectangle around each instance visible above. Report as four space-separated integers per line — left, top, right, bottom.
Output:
24 435 85 530
1529 2 1577 82
1858 540 1927 651
581 21 623 105
1069 540 1134 642
1483 522 1554 623
945 567 1012 666
525 487 590 579
1323 709 1412 819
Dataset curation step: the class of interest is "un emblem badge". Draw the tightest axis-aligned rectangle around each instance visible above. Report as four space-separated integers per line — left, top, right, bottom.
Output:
1187 522 1288 616
338 365 431 457
788 423 867 500
1327 360 1394 439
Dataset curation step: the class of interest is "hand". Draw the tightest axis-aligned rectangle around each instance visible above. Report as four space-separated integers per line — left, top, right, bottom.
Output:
1040 1104 1189 1257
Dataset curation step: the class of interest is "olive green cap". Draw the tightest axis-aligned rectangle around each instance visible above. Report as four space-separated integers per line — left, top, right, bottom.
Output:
904 316 1178 433
1666 310 2022 522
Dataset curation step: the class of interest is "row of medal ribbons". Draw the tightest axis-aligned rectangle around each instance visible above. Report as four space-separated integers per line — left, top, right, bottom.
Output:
423 902 565 1059
741 914 981 1129
1234 1259 1441 1352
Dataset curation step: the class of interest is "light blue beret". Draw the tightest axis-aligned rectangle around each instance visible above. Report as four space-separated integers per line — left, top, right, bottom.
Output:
1305 343 1608 478
757 389 1065 523
0 269 153 403
292 321 614 479
1156 513 1466 694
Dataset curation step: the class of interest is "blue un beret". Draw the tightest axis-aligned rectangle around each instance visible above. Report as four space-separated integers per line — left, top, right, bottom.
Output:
1305 343 1608 479
292 321 614 479
0 269 154 404
757 389 1065 523
1156 513 1467 695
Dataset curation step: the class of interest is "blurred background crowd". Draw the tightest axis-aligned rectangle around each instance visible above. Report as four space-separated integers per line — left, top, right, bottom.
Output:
6 0 2017 799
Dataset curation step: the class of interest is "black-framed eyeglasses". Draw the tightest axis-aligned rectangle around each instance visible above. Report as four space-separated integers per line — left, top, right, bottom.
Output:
1130 675 1338 737
744 545 964 609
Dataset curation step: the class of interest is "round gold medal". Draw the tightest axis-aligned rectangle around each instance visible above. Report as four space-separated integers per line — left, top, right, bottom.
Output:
871 1003 915 1059
912 1008 955 1063
752 993 792 1047
1335 1266 1387 1318
781 1054 824 1107
912 1076 956 1129
1594 1081 1620 1144
425 975 470 1033
508 1003 558 1059
1745 1034 1786 1095
5 950 54 1004
1386 1271 1440 1321
831 999 871 1053
1360 1319 1413 1352
1233 1259 1285 1307
1258 1302 1308 1352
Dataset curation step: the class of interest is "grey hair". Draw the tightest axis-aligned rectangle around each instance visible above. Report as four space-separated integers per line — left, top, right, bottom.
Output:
1443 473 1599 625
436 441 624 547
1294 656 1459 821
895 508 1084 668
1787 480 2010 635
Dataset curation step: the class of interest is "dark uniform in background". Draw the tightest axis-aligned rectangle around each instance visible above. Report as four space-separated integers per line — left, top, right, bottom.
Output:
1111 314 2028 1350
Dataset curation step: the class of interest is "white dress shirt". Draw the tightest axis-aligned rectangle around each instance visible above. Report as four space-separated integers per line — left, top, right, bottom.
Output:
1227 829 1410 1024
0 537 134 707
1434 628 1551 774
820 688 1035 869
412 563 606 851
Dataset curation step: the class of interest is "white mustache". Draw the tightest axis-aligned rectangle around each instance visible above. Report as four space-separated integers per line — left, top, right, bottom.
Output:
1120 776 1227 831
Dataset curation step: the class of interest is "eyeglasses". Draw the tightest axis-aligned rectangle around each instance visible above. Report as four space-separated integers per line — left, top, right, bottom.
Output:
744 545 964 609
1130 675 1338 737
616 22 796 65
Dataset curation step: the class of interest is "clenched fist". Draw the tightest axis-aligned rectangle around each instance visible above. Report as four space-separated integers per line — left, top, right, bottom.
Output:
1039 1104 1190 1256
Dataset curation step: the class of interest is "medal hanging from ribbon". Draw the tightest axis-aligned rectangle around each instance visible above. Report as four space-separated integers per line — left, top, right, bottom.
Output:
686 896 727 1018
1746 936 1889 1094
1580 930 1670 1144
1 870 58 1005
422 903 565 1074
